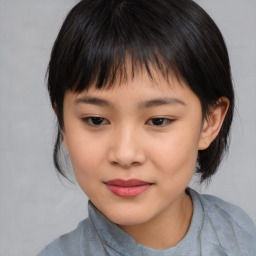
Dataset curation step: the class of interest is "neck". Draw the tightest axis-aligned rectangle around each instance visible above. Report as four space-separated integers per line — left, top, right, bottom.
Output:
120 192 193 249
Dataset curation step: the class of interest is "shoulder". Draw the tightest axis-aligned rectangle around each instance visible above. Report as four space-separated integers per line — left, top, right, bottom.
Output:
36 218 96 256
200 193 256 235
195 191 256 254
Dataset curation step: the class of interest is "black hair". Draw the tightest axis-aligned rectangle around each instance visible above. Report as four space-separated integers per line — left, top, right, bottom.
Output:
47 0 234 182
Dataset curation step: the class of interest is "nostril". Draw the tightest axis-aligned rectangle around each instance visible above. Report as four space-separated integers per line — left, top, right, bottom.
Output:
111 161 119 167
111 160 143 168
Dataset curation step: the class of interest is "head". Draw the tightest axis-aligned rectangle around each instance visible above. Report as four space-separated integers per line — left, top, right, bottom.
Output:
48 0 234 184
47 0 234 226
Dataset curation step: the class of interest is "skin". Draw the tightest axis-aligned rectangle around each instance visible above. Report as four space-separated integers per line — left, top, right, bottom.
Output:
61 71 229 249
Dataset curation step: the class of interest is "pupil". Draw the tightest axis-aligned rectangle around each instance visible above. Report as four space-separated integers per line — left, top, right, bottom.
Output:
92 117 103 125
152 118 164 125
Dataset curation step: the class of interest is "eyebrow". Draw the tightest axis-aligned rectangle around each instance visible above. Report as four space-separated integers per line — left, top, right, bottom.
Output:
74 96 186 108
138 97 186 108
74 97 114 108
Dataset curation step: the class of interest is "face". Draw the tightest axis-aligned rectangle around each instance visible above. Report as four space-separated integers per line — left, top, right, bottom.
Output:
62 71 205 227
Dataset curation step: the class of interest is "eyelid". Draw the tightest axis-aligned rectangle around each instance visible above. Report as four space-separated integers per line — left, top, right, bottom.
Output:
81 116 175 127
146 117 175 126
82 116 110 126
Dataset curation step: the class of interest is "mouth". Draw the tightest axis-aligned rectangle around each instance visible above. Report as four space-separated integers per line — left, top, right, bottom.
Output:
104 179 153 198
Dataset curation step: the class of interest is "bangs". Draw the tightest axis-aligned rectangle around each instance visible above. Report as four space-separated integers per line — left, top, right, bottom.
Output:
71 41 179 92
48 0 184 95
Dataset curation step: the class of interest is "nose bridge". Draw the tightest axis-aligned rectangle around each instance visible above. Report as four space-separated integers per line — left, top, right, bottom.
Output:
109 123 145 167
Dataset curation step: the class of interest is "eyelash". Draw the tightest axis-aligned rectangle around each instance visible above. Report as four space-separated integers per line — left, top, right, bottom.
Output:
82 116 175 127
146 117 174 126
82 116 109 126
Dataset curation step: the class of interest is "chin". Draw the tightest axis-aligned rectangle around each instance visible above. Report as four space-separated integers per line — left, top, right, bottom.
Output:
90 195 157 226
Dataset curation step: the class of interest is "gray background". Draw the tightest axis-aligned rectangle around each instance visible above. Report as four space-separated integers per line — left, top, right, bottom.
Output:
0 1 255 255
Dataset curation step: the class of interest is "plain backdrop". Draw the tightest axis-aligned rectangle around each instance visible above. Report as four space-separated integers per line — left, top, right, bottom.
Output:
0 1 255 255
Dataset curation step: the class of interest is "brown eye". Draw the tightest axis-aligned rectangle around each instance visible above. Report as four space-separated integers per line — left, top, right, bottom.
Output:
83 116 109 126
148 118 174 126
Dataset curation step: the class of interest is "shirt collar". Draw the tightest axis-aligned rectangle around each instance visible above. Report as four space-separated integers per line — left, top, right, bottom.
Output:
88 188 204 255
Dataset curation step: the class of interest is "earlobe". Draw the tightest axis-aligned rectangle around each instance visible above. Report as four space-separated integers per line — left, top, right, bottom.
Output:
53 103 58 116
198 97 229 150
62 131 69 152
54 104 69 152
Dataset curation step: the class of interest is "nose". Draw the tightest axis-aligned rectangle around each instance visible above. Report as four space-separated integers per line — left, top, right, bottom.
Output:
108 126 146 168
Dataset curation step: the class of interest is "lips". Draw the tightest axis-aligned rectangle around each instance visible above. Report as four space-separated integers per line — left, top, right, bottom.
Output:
105 179 153 198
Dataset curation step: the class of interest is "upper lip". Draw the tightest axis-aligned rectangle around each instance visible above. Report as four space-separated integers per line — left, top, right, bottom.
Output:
105 179 152 187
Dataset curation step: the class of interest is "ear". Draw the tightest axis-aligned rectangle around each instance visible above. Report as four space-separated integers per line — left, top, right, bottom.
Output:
54 103 69 152
198 97 229 150
61 130 69 152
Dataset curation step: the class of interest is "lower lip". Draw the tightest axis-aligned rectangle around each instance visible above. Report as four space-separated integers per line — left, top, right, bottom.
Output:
106 184 152 198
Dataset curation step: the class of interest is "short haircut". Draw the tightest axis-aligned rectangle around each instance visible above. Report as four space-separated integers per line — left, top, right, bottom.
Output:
47 0 234 182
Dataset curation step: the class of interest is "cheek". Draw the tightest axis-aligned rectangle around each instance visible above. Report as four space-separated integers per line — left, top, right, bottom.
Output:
66 133 106 181
149 124 201 177
67 138 107 200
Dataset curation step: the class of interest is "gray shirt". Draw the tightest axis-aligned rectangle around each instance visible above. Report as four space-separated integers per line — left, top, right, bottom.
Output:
37 189 256 255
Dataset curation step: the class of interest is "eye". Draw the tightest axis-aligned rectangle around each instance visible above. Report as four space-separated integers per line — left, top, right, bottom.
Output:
82 116 109 126
147 117 174 126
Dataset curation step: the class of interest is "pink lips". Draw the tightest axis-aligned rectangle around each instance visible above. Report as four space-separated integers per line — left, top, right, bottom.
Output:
105 179 152 198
